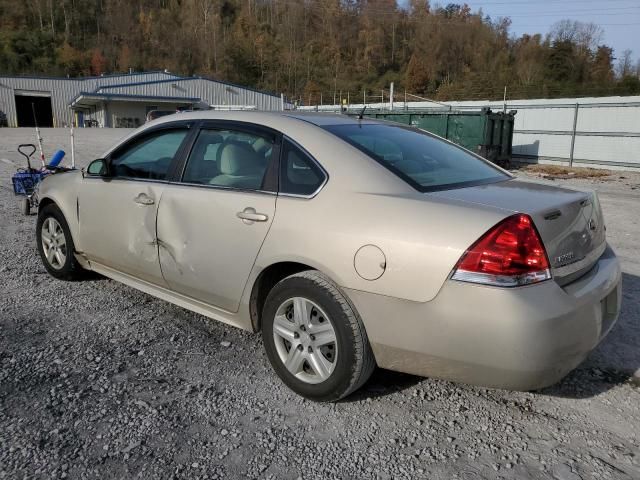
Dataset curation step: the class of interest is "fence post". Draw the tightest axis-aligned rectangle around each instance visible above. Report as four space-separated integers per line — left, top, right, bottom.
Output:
569 103 579 167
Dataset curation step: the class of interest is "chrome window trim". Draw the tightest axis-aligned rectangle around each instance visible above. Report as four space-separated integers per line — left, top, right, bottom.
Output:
278 135 329 200
83 176 169 185
166 180 278 197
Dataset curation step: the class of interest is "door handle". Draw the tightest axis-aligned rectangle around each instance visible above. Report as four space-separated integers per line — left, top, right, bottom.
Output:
134 193 155 206
237 207 268 223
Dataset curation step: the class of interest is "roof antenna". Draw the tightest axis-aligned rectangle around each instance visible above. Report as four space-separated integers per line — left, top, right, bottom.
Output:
357 105 367 120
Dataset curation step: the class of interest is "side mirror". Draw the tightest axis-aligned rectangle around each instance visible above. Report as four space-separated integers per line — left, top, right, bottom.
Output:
86 158 109 177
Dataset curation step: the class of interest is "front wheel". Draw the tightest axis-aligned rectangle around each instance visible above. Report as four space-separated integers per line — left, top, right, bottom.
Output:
262 270 375 402
36 204 86 280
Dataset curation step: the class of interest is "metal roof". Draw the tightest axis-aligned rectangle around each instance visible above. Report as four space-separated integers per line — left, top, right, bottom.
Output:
97 75 282 100
70 91 200 108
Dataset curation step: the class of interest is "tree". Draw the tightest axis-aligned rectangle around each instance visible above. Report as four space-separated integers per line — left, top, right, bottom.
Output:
617 49 634 78
0 0 632 101
90 49 107 76
591 46 614 85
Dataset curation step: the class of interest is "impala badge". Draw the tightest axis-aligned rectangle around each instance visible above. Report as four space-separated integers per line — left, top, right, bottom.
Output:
555 251 575 266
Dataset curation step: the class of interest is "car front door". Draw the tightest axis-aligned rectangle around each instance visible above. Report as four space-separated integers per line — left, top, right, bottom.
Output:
79 124 192 286
156 122 278 312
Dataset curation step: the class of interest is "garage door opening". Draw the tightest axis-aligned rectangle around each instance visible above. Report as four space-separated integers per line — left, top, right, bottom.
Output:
15 94 53 127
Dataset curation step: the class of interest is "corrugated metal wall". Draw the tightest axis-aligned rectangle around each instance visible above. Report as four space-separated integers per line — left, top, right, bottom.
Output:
0 72 182 127
96 77 282 110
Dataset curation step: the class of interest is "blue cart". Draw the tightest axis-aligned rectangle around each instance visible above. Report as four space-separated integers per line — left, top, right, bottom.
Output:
11 144 49 215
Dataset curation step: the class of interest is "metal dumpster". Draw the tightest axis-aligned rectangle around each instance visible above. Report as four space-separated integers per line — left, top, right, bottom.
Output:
348 107 516 167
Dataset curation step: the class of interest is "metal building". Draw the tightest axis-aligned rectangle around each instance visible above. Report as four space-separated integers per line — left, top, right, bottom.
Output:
0 71 285 128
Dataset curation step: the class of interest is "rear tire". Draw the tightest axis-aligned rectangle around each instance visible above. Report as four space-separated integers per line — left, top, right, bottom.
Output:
262 270 375 402
36 204 85 280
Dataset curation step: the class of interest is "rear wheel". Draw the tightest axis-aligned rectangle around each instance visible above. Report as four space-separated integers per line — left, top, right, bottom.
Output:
36 204 85 280
262 270 375 402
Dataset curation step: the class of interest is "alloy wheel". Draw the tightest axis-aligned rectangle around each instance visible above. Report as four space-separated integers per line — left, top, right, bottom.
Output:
272 297 338 384
41 217 67 270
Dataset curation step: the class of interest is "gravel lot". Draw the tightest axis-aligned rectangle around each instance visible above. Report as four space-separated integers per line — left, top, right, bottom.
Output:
1 128 639 479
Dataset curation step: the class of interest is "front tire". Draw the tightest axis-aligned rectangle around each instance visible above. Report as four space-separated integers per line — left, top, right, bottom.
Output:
262 270 375 402
36 204 85 280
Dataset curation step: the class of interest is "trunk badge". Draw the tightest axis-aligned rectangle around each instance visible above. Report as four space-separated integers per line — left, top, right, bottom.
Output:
555 252 575 266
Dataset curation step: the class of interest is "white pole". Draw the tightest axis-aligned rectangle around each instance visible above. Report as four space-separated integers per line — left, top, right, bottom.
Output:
503 86 507 113
390 82 394 111
280 93 285 111
70 126 76 169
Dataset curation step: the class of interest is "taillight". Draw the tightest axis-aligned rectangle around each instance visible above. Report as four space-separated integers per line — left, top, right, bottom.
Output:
451 214 551 287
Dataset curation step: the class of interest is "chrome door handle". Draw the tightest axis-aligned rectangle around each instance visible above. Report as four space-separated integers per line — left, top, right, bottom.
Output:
237 207 268 223
134 193 155 206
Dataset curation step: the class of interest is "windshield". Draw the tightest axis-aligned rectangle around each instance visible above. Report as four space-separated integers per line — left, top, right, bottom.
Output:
324 123 510 192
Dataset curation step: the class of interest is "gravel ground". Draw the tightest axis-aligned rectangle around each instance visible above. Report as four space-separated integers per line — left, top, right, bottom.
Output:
0 128 639 479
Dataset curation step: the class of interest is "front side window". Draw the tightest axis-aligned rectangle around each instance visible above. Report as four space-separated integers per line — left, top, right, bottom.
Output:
182 128 274 190
110 129 188 180
324 124 510 192
279 140 326 196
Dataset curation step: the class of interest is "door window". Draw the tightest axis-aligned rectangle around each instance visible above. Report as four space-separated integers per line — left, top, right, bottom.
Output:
279 140 326 196
182 128 274 190
110 129 188 180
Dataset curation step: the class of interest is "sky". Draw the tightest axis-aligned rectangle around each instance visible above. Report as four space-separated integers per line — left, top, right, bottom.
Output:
400 0 640 62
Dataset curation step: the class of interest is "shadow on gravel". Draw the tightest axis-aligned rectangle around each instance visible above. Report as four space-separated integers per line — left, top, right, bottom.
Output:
340 368 423 402
540 272 640 399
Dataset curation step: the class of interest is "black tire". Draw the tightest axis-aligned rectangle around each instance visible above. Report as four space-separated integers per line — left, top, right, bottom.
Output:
20 198 30 216
262 270 376 402
36 203 85 280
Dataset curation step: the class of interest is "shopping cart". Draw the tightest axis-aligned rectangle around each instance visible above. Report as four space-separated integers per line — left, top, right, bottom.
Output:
11 144 49 215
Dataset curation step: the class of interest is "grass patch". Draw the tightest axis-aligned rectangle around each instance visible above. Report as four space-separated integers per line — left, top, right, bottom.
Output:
519 164 611 179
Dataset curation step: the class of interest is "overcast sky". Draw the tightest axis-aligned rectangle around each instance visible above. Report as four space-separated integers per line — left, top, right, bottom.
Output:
400 0 640 62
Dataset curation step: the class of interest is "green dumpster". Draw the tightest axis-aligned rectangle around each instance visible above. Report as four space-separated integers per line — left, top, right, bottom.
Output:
347 107 516 167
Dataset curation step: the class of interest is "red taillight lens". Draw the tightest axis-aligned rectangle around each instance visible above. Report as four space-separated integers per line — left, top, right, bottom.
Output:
451 214 551 287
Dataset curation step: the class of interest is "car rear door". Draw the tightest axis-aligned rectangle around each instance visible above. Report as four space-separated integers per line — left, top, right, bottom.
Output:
155 121 279 312
78 122 194 286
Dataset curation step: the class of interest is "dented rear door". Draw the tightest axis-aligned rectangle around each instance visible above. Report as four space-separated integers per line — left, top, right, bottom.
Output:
156 186 275 312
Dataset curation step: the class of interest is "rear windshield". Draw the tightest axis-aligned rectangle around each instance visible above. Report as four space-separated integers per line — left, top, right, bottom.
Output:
324 123 510 192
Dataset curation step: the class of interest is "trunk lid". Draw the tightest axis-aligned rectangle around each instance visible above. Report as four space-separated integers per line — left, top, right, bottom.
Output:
432 179 606 285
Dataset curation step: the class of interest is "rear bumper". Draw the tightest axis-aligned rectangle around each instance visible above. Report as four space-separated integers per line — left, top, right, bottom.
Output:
344 245 622 390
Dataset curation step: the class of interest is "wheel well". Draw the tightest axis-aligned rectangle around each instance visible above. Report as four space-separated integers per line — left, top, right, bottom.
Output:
38 197 55 212
250 262 315 332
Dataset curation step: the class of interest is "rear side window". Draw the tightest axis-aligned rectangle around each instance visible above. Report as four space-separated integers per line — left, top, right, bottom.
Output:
324 124 509 192
279 140 325 196
182 128 274 191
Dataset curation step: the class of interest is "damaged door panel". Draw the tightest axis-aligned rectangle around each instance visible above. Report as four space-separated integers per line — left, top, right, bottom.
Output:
156 186 276 312
79 180 167 286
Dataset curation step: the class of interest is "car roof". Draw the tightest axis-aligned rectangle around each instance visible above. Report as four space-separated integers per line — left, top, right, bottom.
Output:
147 110 380 128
